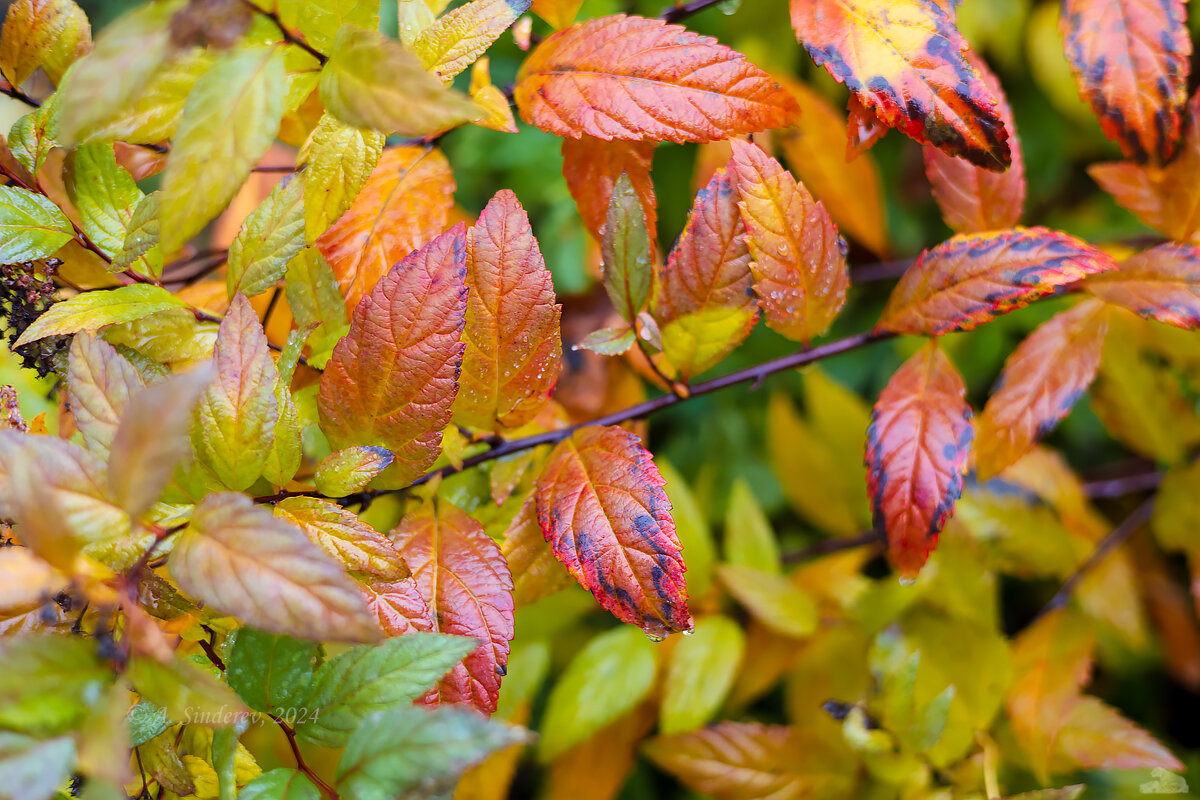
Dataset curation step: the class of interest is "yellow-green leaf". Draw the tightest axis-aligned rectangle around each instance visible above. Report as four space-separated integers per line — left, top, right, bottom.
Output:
314 446 394 497
295 0 378 52
14 284 185 347
275 496 407 579
112 192 163 277
227 175 306 298
78 48 212 145
65 142 157 277
410 0 531 80
724 478 780 574
660 614 744 734
717 564 817 638
0 184 74 264
302 114 384 242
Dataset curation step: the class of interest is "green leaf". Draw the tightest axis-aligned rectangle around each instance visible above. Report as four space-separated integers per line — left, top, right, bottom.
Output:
298 633 477 747
227 176 306 298
125 655 248 726
660 614 744 734
1153 458 1200 553
190 294 280 491
0 0 91 87
724 477 781 574
212 725 238 800
126 701 169 748
575 325 635 355
716 564 817 639
263 353 303 488
600 172 652 323
0 733 75 800
159 45 286 255
112 192 163 277
335 706 528 800
314 446 394 497
319 24 479 136
227 629 320 715
238 769 321 800
14 284 185 347
0 634 108 737
65 333 145 459
284 247 348 368
659 460 715 600
303 114 384 242
55 0 181 145
64 142 159 278
8 96 61 175
0 184 74 264
538 625 658 761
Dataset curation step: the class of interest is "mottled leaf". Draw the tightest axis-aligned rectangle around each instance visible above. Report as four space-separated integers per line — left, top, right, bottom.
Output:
315 145 455 311
275 497 407 579
14 284 184 347
601 172 653 324
536 425 692 638
313 446 394 497
791 0 1010 169
975 299 1109 480
317 227 467 487
411 0 531 80
866 341 972 579
562 136 656 242
169 492 380 642
388 500 514 714
227 175 305 298
878 228 1115 336
1085 242 1200 329
453 189 561 431
0 184 74 264
514 14 799 143
1061 0 1190 163
729 139 848 343
924 53 1026 232
303 114 384 242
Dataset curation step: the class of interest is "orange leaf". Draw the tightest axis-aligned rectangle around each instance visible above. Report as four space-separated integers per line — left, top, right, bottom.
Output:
924 54 1027 233
276 497 408 580
502 494 574 607
535 425 693 638
652 166 757 381
1061 0 1191 164
531 0 583 29
454 190 562 432
865 341 972 579
877 227 1116 336
845 93 888 159
514 15 799 144
545 703 657 800
1085 242 1200 329
974 299 1109 481
729 139 848 343
561 136 656 242
775 80 889 257
388 500 514 714
791 0 1011 169
1056 696 1184 772
315 145 455 312
317 226 467 487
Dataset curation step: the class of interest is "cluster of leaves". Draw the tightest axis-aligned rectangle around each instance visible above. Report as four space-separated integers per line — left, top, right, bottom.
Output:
0 0 1198 797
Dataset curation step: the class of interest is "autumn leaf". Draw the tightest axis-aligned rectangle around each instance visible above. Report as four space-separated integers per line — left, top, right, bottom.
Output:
388 500 515 714
531 0 582 29
1085 242 1200 329
561 136 656 243
0 0 91 87
66 333 144 459
866 341 973 579
410 0 531 80
790 0 1011 169
1061 0 1191 164
652 166 757 382
502 494 574 607
169 493 381 642
14 284 184 347
877 227 1115 336
302 114 384 243
729 139 848 343
317 226 467 487
275 497 408 580
315 145 455 312
924 53 1027 233
0 548 64 618
453 189 562 432
535 425 692 638
0 184 75 265
514 15 799 143
359 575 435 637
312 446 395 497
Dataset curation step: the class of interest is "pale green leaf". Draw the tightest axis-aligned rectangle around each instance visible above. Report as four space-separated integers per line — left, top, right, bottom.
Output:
78 49 213 145
0 733 75 800
0 634 108 737
238 769 321 800
660 614 744 734
659 460 715 600
227 175 306 298
0 184 73 264
126 701 169 748
125 655 247 726
112 192 163 277
575 325 634 355
303 114 383 241
724 477 780 574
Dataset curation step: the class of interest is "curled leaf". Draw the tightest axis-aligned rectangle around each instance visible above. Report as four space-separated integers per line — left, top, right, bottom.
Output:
1085 242 1200 329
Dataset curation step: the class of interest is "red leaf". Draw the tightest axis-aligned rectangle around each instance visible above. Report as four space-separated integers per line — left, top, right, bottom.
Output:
877 227 1116 336
315 146 455 312
1061 0 1191 164
453 190 562 432
1085 242 1200 329
865 341 972 579
359 575 434 636
535 425 693 638
514 15 799 144
974 299 1109 481
729 139 848 343
791 0 1011 170
924 54 1027 233
562 136 657 242
388 500 514 714
317 226 467 487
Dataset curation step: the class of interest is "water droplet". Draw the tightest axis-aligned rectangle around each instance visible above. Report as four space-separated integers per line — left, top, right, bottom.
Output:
837 236 850 257
681 628 694 637
898 576 917 587
645 631 667 642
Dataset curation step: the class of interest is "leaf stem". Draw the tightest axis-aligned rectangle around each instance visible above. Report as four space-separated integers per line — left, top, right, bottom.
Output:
273 715 340 799
0 82 39 108
780 531 882 566
242 0 328 65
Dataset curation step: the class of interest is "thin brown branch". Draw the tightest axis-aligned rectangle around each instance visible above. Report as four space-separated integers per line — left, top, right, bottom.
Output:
781 531 882 566
242 0 328 64
274 716 339 799
660 0 731 23
1082 469 1164 499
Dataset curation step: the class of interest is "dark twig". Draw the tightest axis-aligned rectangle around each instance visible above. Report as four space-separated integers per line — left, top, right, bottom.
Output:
0 83 39 108
1082 469 1164 499
660 0 731 23
781 531 882 566
241 0 328 64
273 716 339 799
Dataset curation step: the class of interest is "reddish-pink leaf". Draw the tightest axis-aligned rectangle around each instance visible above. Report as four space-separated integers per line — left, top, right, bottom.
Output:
729 139 848 343
924 54 1027 233
453 190 562 432
317 226 467 487
1085 242 1200 329
877 227 1116 336
791 0 1011 170
1061 0 1191 164
514 15 799 144
536 425 693 638
865 341 972 579
358 575 434 636
974 299 1110 480
562 136 657 242
652 166 757 381
389 500 514 714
